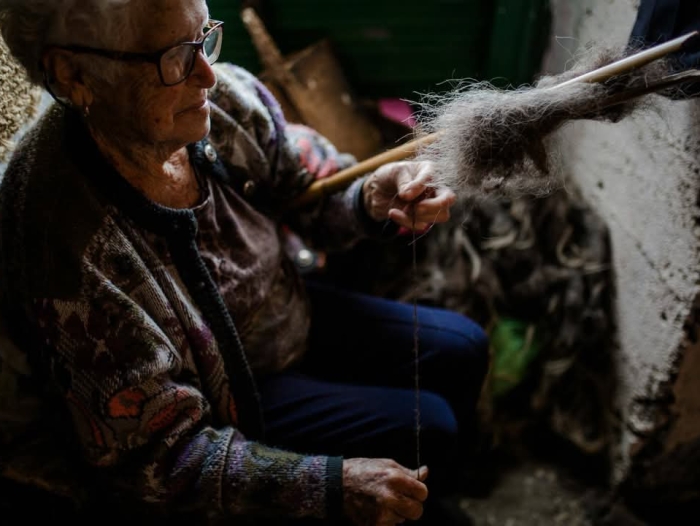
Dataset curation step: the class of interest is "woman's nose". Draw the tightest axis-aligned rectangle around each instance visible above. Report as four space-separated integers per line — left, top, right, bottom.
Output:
189 49 217 88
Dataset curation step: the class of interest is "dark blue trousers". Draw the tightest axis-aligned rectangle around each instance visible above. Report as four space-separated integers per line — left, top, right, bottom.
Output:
256 280 489 498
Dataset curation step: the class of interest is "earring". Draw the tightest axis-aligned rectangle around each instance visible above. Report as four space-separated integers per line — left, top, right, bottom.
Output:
83 105 90 118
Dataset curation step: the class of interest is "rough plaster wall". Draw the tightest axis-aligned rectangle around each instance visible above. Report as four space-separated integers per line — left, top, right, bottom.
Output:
542 0 700 483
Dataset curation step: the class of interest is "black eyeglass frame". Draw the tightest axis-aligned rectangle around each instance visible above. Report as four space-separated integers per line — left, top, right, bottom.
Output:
53 19 224 86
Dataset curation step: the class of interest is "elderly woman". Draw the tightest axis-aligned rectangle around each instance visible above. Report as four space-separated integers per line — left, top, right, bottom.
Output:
0 0 488 524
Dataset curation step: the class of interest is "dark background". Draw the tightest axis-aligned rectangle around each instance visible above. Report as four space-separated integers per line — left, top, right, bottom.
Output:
208 0 552 100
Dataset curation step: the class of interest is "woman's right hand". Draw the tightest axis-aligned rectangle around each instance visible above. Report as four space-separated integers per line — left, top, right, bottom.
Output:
342 458 429 525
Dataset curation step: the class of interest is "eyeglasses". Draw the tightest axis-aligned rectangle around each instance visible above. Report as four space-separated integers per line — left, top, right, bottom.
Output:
56 19 224 86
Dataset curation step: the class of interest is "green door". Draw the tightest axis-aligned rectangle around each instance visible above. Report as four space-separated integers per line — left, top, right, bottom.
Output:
209 0 550 99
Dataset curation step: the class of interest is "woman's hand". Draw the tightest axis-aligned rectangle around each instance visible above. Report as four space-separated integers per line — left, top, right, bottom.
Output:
362 160 456 231
342 458 429 525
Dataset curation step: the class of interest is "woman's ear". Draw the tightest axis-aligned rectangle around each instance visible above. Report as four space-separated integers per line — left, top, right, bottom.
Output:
42 49 93 108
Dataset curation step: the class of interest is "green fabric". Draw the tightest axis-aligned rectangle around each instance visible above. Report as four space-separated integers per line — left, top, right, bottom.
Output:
490 317 541 398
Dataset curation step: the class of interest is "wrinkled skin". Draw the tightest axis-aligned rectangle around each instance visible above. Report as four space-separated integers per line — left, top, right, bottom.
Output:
363 160 456 231
43 0 218 208
343 458 429 525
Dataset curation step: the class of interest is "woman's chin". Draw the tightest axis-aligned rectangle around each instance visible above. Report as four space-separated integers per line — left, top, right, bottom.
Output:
176 113 211 143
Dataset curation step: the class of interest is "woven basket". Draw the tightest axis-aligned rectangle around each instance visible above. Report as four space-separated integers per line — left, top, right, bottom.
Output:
242 8 383 161
0 37 42 163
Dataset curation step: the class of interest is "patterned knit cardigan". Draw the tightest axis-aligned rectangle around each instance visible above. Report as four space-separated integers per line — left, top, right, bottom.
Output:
0 63 384 522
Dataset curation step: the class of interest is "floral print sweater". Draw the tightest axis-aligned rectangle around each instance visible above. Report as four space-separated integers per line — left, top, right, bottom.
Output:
0 64 389 522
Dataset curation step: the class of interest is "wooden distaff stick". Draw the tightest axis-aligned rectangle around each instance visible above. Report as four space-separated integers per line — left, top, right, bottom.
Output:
290 31 698 209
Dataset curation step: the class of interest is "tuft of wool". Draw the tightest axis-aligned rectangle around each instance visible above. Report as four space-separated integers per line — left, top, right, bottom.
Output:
414 45 673 199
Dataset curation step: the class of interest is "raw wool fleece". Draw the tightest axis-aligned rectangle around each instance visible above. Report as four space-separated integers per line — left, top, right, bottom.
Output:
0 35 41 163
414 45 673 200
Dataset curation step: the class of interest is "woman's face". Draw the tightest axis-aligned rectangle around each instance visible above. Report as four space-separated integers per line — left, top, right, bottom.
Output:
92 0 216 151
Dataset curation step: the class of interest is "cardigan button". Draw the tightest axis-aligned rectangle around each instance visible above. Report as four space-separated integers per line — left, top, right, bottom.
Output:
296 249 315 269
243 180 256 197
204 143 217 163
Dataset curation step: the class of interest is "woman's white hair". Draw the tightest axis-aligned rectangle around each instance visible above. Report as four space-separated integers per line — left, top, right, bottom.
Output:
0 0 138 85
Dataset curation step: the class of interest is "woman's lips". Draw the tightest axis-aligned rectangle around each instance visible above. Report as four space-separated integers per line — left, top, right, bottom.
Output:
181 100 209 113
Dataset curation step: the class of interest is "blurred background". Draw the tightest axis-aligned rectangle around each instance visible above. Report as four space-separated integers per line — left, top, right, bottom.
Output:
209 0 551 99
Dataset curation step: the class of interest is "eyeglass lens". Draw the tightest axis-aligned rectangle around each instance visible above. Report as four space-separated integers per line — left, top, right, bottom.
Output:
160 25 223 85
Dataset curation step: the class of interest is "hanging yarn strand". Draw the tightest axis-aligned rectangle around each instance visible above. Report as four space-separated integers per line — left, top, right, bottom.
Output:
411 205 421 474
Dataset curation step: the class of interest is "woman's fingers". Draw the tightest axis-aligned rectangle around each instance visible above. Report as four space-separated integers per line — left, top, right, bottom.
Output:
415 187 456 209
342 458 427 526
388 185 455 228
397 162 436 200
388 204 452 229
369 160 455 228
415 466 429 482
413 190 455 220
387 208 430 231
377 510 407 525
401 179 455 212
393 494 425 521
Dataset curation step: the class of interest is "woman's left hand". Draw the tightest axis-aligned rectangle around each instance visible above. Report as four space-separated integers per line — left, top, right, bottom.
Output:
363 160 456 231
